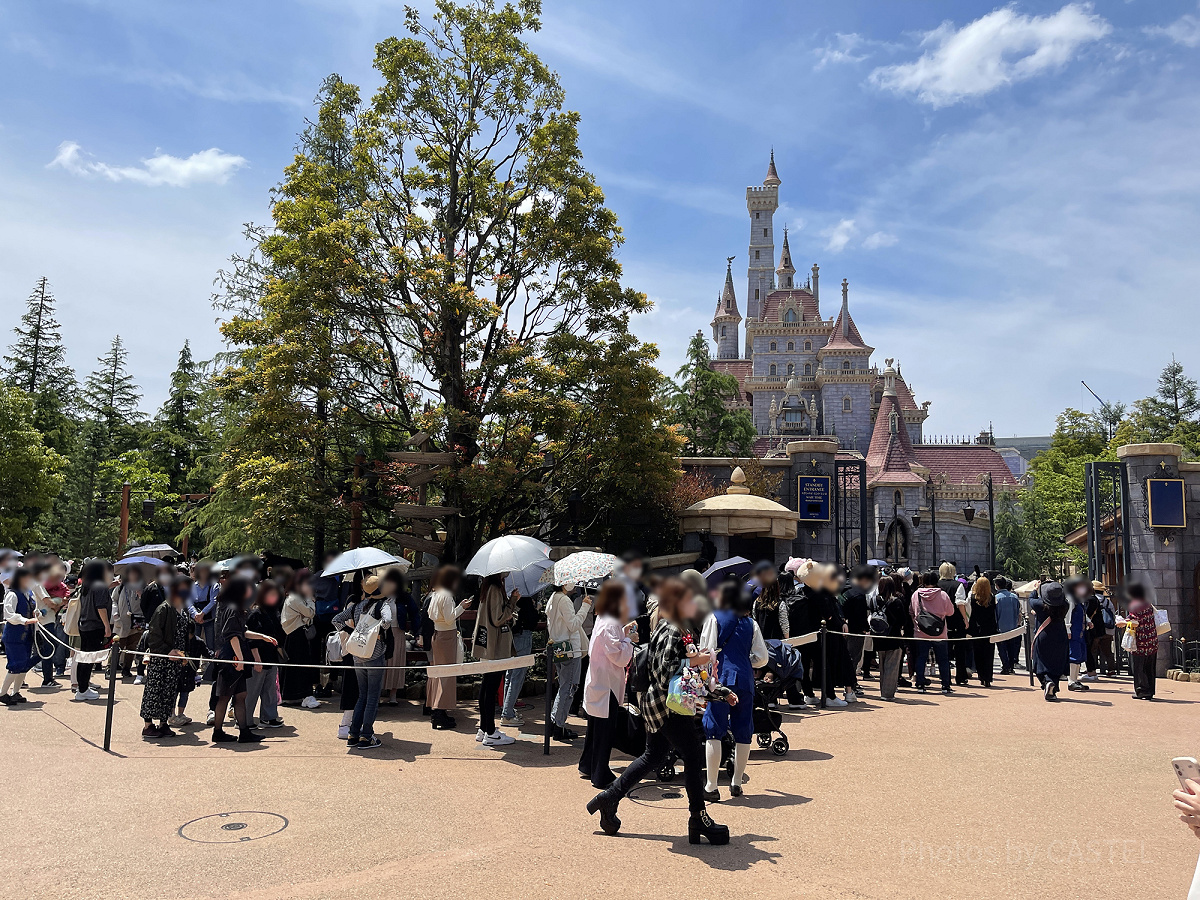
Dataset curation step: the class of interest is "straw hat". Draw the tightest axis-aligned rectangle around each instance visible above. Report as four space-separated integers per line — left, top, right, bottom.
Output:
1091 580 1105 592
362 575 383 597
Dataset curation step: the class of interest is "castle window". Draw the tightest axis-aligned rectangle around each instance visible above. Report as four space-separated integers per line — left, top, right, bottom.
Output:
755 212 760 220
842 360 852 371
842 396 852 413
804 363 812 376
875 391 883 404
786 341 794 351
783 309 798 324
894 490 903 509
763 228 768 237
787 276 792 287
720 325 726 337
755 250 760 260
787 363 795 375
769 364 777 376
804 340 811 351
754 289 760 299
769 341 777 351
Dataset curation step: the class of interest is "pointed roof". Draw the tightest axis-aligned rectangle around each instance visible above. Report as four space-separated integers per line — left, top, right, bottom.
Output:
867 362 923 484
764 150 781 187
823 278 872 352
776 228 795 276
712 257 741 321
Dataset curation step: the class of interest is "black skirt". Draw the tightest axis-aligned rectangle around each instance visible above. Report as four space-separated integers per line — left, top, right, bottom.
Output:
215 659 248 697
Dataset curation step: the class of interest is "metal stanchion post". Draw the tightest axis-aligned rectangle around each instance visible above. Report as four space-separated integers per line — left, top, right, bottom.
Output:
543 647 555 756
819 622 828 709
103 647 119 753
1026 617 1034 687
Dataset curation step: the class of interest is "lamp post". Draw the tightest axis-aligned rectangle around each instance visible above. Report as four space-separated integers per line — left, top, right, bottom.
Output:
978 472 996 572
925 473 947 569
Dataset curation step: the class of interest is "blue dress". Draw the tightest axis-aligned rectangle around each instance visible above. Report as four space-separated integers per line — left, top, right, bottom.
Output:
702 610 756 743
1068 600 1087 664
3 590 35 674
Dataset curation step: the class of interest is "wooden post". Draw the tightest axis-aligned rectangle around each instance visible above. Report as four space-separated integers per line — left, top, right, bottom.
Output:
118 482 132 555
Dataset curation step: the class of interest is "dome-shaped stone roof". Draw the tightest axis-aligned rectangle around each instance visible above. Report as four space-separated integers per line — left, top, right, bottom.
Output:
679 467 798 539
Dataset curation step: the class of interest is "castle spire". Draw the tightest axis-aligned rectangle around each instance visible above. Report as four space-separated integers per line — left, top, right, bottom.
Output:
840 278 849 338
776 227 796 288
764 149 781 187
711 256 741 360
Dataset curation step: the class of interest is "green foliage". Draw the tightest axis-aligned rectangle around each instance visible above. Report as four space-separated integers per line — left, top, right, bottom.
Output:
1113 357 1200 455
0 386 66 547
994 490 1036 580
669 332 756 457
3 277 75 402
147 342 212 495
82 335 142 449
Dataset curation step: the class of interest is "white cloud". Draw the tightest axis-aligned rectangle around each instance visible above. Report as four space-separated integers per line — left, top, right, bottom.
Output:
49 141 247 187
862 231 898 250
869 3 1111 107
823 218 857 253
1145 12 1200 48
814 33 868 70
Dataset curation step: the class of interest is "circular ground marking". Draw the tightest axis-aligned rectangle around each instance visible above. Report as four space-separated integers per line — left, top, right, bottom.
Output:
627 783 690 810
178 811 288 844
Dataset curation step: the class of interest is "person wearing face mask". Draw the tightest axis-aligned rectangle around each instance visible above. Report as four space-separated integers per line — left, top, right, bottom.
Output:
1064 576 1092 693
587 577 736 844
545 580 592 742
618 551 648 635
135 566 173 685
140 578 191 738
110 568 144 679
245 580 288 728
1 568 40 705
186 562 220 682
280 570 320 710
210 577 277 743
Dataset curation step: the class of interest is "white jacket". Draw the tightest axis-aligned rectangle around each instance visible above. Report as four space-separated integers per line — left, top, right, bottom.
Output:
545 591 590 654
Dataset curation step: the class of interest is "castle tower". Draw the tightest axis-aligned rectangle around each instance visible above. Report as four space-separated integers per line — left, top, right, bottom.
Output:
711 257 742 360
776 227 796 290
746 150 779 323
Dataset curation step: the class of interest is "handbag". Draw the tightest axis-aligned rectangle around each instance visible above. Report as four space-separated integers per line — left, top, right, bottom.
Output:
1154 608 1171 637
915 596 944 637
666 662 704 716
631 644 651 695
344 606 382 659
548 640 574 661
1121 627 1137 652
325 629 348 665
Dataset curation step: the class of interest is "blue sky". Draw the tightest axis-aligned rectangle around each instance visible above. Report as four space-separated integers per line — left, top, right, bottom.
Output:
3 1 1200 438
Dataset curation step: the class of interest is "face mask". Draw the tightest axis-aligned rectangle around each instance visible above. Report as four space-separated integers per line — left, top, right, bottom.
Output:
625 566 642 581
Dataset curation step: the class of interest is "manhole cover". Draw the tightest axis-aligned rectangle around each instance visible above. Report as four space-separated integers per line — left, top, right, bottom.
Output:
178 811 288 844
627 783 690 809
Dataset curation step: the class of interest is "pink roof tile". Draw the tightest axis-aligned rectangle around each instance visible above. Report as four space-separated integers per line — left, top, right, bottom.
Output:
911 446 1020 487
824 306 872 352
866 392 922 484
759 289 819 323
873 373 920 411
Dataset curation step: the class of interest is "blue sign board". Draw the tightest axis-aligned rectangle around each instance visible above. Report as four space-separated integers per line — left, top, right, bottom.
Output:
797 475 831 523
1148 478 1187 528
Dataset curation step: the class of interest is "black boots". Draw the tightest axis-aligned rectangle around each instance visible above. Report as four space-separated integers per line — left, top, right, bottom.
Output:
586 788 622 835
688 809 730 845
431 709 456 730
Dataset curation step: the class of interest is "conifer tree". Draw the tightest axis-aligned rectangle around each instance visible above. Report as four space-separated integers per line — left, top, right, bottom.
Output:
3 276 75 400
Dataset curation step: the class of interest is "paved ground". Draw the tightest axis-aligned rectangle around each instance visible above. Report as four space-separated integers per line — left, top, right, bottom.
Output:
1 668 1195 900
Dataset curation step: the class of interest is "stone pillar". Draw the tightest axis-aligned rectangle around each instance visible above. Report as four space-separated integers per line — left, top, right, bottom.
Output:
1117 443 1184 675
787 440 839 562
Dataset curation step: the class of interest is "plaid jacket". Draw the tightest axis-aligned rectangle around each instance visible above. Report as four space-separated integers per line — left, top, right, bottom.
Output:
639 619 732 733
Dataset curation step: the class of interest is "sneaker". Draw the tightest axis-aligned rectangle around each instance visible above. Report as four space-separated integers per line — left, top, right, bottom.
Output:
337 725 350 740
476 728 487 742
803 695 819 707
11 694 27 703
941 688 953 696
237 730 265 744
355 736 382 750
1080 673 1099 682
786 702 806 709
261 718 285 728
824 697 848 708
1067 681 1088 692
167 714 192 727
499 715 524 727
482 730 516 747
301 696 321 709
74 688 100 701
844 691 858 703
205 710 216 725
133 676 144 685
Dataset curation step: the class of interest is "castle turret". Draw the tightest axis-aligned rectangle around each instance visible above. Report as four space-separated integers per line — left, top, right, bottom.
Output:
776 227 796 290
746 151 779 323
711 257 742 360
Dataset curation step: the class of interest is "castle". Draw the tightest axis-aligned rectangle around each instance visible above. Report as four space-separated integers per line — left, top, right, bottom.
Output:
682 154 1020 571
708 151 929 454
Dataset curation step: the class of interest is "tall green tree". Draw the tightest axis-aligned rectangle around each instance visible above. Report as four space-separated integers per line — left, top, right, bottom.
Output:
669 332 756 457
0 386 67 547
1114 357 1200 455
3 277 77 456
994 490 1036 579
216 0 676 565
82 335 142 445
148 341 209 495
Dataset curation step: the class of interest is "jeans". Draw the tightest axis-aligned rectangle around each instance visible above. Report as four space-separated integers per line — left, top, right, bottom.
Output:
478 670 504 734
502 630 534 719
997 636 1021 671
351 664 385 739
612 713 707 813
843 634 866 687
245 665 279 723
551 656 580 728
915 640 951 690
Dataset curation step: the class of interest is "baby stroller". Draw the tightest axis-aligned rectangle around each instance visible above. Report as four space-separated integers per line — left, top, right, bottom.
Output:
729 639 805 760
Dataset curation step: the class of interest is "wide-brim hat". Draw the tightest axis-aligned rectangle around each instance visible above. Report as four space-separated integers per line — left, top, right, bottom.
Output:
1091 580 1105 592
362 575 383 597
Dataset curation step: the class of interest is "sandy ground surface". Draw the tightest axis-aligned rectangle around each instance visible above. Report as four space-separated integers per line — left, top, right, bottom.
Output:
0 666 1195 900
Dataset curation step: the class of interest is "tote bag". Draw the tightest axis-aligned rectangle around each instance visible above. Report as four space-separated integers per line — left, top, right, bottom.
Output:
666 662 704 716
1155 608 1172 637
344 608 382 659
326 629 348 665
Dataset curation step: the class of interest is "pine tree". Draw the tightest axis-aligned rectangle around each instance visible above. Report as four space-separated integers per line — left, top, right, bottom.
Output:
149 341 209 494
994 490 1036 579
669 332 757 457
82 335 142 442
3 276 75 400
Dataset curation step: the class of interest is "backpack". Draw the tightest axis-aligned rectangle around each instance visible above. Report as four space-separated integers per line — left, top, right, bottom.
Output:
418 592 436 648
630 643 652 695
867 594 890 637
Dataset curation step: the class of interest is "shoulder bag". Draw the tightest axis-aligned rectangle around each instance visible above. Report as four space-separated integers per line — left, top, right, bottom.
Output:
915 596 945 638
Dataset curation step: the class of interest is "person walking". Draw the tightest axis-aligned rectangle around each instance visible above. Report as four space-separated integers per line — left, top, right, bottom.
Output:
912 570 954 695
872 574 910 701
1 568 40 705
578 581 636 788
245 580 287 728
994 577 1022 674
1029 581 1070 702
500 588 540 727
332 576 394 749
139 579 189 738
426 565 470 730
279 571 320 710
470 573 519 748
545 581 591 742
74 561 112 701
1064 577 1092 692
587 577 735 844
1118 583 1158 700
701 581 768 800
110 568 144 679
967 576 998 687
381 569 420 707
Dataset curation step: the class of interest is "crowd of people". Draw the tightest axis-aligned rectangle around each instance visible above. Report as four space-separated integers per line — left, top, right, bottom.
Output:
0 545 1171 845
